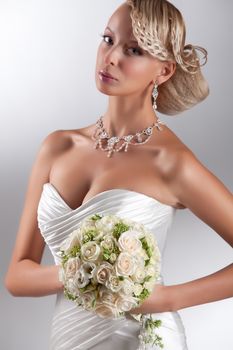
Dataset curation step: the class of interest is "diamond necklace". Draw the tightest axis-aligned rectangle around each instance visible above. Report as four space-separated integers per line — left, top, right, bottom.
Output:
91 115 166 158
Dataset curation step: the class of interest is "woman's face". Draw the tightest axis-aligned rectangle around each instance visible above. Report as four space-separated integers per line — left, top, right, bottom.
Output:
95 3 165 99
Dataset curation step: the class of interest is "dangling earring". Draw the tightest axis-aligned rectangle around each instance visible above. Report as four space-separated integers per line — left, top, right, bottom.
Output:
152 82 158 113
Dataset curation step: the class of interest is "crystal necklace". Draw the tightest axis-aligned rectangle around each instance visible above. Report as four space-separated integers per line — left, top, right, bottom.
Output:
91 115 166 158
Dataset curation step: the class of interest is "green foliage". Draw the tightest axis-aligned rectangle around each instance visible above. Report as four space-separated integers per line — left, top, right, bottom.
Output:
64 288 77 301
102 248 111 261
91 298 96 308
144 317 164 348
143 275 152 283
82 229 98 243
60 250 69 267
91 214 103 221
140 237 152 258
69 245 81 257
138 288 150 302
112 222 130 240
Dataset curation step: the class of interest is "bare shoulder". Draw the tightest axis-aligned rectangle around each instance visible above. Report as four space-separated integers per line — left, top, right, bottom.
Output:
153 124 208 208
161 126 232 212
40 129 74 155
155 124 196 179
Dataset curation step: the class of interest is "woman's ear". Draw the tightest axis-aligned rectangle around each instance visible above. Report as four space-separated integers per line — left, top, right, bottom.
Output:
156 61 176 85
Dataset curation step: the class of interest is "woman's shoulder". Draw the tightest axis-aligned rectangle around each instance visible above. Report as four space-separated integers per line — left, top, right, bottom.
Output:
40 127 89 153
155 123 199 179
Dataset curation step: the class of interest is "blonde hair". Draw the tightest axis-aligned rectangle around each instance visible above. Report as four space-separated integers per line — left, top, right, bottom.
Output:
126 0 209 115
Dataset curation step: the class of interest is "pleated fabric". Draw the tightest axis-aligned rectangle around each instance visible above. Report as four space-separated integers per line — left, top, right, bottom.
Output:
37 183 188 350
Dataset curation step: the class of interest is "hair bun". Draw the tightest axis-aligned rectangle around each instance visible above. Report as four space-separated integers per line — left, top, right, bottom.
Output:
177 44 208 74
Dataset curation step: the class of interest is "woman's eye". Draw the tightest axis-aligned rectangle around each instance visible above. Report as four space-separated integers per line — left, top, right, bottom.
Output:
100 34 113 45
99 34 142 56
128 47 143 56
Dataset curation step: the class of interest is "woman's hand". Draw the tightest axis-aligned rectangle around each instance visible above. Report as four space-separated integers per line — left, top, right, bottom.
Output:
128 283 173 315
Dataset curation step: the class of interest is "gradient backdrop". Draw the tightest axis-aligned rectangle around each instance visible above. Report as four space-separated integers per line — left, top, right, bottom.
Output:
0 0 232 349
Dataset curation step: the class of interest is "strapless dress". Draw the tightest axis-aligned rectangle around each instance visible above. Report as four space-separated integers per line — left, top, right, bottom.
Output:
37 183 188 350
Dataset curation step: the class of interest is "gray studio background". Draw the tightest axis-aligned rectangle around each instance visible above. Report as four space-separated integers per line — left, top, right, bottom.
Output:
0 0 232 349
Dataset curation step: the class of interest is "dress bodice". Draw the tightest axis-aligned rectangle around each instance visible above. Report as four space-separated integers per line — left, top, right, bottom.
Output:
37 183 176 266
36 183 189 350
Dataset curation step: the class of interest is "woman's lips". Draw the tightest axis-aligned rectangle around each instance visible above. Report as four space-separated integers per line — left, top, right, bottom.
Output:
99 71 118 82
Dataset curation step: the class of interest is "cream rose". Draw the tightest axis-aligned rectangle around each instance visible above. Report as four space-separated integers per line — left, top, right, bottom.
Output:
82 291 96 310
94 262 113 284
81 241 101 262
95 215 119 234
115 295 138 312
65 256 81 279
133 283 143 296
119 278 134 296
118 230 142 255
99 285 117 304
115 252 136 277
106 274 122 292
95 302 118 319
131 266 146 283
65 278 81 297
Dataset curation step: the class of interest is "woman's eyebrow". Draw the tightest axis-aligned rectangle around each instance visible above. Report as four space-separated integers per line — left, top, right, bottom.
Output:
105 26 138 44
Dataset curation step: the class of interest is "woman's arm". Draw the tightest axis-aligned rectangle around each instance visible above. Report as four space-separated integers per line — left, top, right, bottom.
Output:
131 149 233 314
4 130 66 297
6 261 63 297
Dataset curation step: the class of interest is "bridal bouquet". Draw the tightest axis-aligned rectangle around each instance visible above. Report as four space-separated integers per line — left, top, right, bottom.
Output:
58 213 164 349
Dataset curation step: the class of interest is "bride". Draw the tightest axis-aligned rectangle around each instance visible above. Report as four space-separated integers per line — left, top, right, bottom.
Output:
4 0 233 349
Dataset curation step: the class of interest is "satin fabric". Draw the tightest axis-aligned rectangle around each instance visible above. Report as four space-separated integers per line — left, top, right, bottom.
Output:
37 183 188 350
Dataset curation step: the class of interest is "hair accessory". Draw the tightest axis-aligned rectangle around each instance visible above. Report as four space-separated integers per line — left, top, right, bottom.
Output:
92 115 166 158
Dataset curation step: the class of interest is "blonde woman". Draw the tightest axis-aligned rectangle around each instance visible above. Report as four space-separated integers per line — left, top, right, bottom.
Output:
5 1 233 349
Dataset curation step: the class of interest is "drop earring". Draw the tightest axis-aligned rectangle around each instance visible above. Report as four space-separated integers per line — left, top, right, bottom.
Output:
152 82 158 113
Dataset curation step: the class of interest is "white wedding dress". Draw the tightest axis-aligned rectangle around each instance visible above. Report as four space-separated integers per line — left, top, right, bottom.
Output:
37 183 188 350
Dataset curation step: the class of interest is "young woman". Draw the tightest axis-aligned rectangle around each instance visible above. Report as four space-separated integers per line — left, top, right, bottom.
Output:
5 1 233 349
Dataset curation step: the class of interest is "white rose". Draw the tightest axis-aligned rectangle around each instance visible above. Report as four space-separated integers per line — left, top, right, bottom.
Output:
95 215 118 234
131 266 146 283
143 281 154 292
94 262 113 284
80 217 96 230
118 230 142 255
65 278 80 297
115 252 136 277
106 274 122 292
73 268 90 288
133 283 143 296
146 265 156 276
119 278 134 296
133 254 145 268
95 302 118 319
81 241 101 262
115 295 138 312
65 257 81 279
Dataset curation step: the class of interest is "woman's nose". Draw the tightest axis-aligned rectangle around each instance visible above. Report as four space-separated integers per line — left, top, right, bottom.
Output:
104 46 120 66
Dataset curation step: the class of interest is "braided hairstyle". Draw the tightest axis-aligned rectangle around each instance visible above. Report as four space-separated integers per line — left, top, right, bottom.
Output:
126 0 209 115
